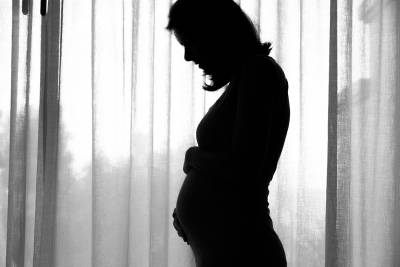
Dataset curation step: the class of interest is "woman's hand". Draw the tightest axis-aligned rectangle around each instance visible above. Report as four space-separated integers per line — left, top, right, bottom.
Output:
183 146 232 174
183 146 199 174
172 208 189 244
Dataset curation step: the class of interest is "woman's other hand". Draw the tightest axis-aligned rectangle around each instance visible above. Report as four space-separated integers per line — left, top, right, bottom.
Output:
183 146 232 174
183 146 199 174
172 208 189 244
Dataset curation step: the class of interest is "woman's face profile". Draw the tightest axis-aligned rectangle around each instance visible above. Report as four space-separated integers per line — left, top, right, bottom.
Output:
173 29 223 76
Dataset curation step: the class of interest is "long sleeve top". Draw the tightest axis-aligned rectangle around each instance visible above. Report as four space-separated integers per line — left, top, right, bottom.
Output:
188 54 290 227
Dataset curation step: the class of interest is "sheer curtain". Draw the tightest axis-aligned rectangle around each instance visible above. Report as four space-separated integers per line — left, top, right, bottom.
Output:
326 0 400 267
0 0 399 267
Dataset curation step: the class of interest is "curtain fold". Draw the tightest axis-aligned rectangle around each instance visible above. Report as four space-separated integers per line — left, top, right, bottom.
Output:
6 0 29 265
32 0 64 265
326 0 400 266
0 0 399 266
1 0 41 266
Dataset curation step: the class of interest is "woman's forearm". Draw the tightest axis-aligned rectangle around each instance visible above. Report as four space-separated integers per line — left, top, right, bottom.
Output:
184 146 232 174
196 148 231 169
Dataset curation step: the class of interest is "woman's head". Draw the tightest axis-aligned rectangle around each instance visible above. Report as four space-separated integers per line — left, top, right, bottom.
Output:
167 0 271 91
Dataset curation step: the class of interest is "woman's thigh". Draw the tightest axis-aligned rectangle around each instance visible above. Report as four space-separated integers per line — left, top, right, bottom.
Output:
212 222 287 267
193 207 287 267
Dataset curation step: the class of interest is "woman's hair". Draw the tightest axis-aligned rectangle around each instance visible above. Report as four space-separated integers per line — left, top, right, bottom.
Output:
166 0 272 91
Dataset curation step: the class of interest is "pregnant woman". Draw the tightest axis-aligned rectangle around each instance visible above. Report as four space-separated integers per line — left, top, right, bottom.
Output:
168 0 290 266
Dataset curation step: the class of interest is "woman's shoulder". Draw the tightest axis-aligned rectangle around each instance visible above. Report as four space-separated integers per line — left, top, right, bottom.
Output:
244 54 286 77
238 54 288 91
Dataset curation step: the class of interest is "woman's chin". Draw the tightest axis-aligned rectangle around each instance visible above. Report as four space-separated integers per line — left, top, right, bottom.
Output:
201 66 215 76
201 68 211 77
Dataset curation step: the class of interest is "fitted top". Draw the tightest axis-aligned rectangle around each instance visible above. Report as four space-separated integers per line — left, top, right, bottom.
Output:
195 54 290 215
196 79 238 152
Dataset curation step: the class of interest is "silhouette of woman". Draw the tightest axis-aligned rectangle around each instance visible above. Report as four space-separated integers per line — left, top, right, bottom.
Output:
167 0 289 266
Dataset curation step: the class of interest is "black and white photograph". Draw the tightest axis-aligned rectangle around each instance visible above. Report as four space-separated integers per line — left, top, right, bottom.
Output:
0 0 399 266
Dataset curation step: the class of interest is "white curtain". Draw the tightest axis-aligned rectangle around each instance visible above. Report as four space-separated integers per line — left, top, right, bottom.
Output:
326 0 400 267
0 0 398 267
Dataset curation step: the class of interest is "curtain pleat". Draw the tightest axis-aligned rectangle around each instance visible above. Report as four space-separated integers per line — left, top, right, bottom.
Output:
5 0 41 267
328 0 400 267
50 0 93 266
130 0 155 265
6 0 27 266
91 0 131 266
264 1 329 266
0 2 12 266
326 0 338 265
33 0 63 266
150 0 173 266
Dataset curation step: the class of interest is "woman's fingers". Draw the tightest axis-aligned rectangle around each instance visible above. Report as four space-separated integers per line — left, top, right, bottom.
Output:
183 146 198 174
172 208 177 218
183 148 192 174
173 217 185 237
172 209 189 243
173 219 181 235
174 220 188 242
183 159 191 174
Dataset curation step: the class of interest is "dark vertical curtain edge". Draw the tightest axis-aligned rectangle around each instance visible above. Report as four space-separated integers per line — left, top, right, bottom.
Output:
6 0 22 265
325 0 338 267
32 17 46 267
337 0 352 266
33 0 63 266
6 0 27 266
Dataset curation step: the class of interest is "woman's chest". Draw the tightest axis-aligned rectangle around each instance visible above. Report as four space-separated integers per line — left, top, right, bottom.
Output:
196 85 237 152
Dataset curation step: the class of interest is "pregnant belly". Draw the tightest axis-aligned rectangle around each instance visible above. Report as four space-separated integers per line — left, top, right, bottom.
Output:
175 169 236 254
175 169 278 265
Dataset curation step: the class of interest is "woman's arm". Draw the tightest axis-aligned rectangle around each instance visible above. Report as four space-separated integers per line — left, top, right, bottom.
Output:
183 146 231 174
184 57 288 180
230 56 289 202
